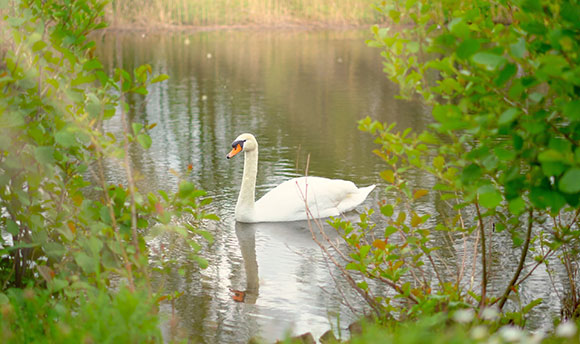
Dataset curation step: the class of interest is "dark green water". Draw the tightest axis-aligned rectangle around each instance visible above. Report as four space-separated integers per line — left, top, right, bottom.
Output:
95 30 562 343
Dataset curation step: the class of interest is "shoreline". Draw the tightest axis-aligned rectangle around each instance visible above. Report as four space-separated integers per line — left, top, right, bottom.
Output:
99 22 376 34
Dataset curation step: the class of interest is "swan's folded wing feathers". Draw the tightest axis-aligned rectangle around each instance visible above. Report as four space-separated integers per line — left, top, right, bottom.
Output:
254 176 374 222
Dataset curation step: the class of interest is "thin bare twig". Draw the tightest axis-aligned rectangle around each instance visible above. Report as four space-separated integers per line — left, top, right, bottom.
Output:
119 91 141 257
474 201 488 309
516 249 554 286
92 135 135 292
497 209 534 310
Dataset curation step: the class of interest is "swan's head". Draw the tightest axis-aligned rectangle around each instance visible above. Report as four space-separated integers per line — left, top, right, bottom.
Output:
226 133 258 159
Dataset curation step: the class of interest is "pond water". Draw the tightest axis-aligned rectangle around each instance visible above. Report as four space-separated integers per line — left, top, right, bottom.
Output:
95 29 566 343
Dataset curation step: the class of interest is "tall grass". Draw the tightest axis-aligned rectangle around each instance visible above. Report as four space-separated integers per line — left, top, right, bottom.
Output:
106 0 383 28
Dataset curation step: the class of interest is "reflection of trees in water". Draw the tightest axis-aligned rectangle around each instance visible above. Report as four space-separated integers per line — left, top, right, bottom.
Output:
95 31 427 191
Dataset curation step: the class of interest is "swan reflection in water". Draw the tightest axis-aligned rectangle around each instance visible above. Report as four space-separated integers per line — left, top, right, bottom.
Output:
232 218 348 305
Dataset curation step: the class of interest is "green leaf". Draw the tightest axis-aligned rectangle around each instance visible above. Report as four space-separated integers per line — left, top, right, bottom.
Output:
83 59 103 71
151 74 169 84
359 245 371 259
538 150 565 163
55 129 76 148
0 111 24 128
432 104 465 130
48 278 68 293
542 162 566 177
448 18 470 39
561 2 580 26
529 92 543 103
433 156 445 171
478 185 502 208
510 38 527 59
521 21 546 35
137 134 152 149
34 146 55 165
357 281 369 290
508 197 526 215
472 52 506 71
6 219 19 235
494 147 516 161
522 0 542 12
494 63 517 86
559 168 580 194
407 41 419 53
539 55 569 77
32 40 47 52
178 180 195 198
563 100 580 120
498 107 519 125
132 122 143 135
530 187 567 211
203 214 220 221
74 252 95 273
193 256 209 269
385 225 397 237
522 298 543 314
381 204 394 217
549 136 570 153
71 73 96 86
133 86 148 95
461 164 481 184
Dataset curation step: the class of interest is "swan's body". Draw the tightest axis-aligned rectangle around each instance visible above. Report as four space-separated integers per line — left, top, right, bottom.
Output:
227 133 375 223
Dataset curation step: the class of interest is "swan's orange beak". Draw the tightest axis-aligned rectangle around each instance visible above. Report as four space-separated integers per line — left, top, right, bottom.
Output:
226 144 242 159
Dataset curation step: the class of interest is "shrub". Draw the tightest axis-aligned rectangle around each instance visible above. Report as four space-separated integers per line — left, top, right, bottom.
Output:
315 0 580 329
0 0 215 340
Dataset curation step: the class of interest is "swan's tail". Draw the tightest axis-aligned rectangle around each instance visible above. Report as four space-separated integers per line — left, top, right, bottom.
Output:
338 184 376 213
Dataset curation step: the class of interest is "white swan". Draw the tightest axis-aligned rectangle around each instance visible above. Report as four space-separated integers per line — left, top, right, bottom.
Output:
226 133 375 223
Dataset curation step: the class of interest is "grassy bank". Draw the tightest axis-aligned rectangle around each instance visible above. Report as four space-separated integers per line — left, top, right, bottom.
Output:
106 0 384 29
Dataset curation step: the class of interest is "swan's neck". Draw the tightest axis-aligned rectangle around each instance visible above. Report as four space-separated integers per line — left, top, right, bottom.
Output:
236 149 258 218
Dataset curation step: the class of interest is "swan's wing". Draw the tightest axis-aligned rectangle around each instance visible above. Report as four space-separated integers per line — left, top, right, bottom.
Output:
297 177 375 215
255 177 375 222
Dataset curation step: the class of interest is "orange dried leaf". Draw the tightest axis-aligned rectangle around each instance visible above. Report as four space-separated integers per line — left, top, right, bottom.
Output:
396 211 406 224
411 213 422 227
155 202 164 215
413 189 428 200
380 169 395 184
72 195 83 206
372 239 386 250
67 221 76 234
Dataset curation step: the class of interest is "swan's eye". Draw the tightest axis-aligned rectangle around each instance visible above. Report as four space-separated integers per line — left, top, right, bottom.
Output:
232 139 246 148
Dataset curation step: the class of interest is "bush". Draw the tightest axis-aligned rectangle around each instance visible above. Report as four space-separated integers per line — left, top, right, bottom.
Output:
0 0 215 341
315 0 580 331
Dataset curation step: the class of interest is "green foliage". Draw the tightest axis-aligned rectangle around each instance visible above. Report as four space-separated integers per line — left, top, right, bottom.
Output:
349 313 580 344
0 286 160 343
369 0 580 214
331 0 580 331
0 0 216 341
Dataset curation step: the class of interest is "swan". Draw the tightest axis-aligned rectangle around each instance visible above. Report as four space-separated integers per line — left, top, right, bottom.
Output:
226 133 375 223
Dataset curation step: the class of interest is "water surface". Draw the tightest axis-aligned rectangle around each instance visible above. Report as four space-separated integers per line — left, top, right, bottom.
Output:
96 29 564 343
